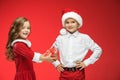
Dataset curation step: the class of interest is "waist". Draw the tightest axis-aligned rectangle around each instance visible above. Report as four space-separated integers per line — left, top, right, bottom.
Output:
63 67 81 72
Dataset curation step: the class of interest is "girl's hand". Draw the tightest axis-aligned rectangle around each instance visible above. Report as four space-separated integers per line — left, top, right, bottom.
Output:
40 53 56 62
50 47 58 58
56 64 64 72
52 48 58 61
76 61 86 70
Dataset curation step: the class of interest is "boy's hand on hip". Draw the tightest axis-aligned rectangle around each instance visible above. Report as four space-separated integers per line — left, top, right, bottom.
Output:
56 64 64 72
76 61 86 70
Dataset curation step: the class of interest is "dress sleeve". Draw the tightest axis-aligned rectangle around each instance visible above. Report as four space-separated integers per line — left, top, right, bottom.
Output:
13 42 34 60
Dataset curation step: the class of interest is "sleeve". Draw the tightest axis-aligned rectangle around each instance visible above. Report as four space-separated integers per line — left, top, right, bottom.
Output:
83 35 102 66
51 35 62 50
51 36 61 67
13 42 42 63
52 60 60 67
32 52 42 63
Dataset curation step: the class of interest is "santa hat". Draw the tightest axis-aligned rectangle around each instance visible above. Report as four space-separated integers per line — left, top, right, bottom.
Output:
61 9 83 28
60 9 83 35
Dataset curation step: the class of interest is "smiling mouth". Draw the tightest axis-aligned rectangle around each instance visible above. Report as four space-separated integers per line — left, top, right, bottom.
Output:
68 26 73 29
23 33 29 36
68 28 74 30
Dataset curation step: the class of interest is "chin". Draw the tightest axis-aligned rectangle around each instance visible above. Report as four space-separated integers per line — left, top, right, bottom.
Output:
21 36 27 39
68 31 74 34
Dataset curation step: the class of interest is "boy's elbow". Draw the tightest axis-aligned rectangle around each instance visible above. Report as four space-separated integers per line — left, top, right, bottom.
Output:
98 47 102 57
99 47 102 54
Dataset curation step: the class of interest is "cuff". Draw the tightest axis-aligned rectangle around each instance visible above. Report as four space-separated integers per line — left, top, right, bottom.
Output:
52 60 60 67
83 60 90 67
32 52 42 63
83 58 98 67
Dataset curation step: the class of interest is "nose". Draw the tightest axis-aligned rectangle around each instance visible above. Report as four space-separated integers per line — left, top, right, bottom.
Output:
68 23 72 26
25 28 30 32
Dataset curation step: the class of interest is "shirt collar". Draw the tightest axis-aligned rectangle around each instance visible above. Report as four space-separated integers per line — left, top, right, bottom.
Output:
67 31 79 38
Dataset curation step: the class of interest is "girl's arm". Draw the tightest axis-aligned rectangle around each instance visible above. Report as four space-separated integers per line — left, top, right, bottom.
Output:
13 42 55 63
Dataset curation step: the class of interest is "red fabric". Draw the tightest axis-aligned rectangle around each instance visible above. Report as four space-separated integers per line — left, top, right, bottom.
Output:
44 47 56 57
13 42 36 80
61 9 80 17
60 69 85 80
50 47 56 54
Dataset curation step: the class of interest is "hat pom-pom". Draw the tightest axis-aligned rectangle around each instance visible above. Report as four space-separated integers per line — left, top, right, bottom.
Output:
60 28 67 35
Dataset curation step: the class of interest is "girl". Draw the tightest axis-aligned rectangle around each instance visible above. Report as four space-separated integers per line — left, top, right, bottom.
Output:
5 17 55 80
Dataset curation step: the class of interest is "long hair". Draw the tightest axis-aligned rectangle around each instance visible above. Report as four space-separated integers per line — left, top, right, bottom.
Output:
6 17 29 60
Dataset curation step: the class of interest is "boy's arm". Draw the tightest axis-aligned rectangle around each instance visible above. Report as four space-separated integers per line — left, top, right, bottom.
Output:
83 36 102 66
52 60 61 67
50 47 61 67
50 36 61 67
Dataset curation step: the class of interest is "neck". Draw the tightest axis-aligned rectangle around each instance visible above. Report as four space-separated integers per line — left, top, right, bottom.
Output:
68 30 78 34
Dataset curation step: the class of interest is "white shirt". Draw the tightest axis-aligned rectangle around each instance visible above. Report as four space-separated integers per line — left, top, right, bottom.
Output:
52 31 102 67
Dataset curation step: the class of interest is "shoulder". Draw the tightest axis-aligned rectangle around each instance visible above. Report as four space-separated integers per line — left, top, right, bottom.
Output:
78 33 94 42
56 35 62 39
12 42 30 51
14 42 27 47
79 33 91 38
11 39 31 47
56 34 67 40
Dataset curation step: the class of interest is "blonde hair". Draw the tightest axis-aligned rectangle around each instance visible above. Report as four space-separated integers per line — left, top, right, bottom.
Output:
6 17 29 60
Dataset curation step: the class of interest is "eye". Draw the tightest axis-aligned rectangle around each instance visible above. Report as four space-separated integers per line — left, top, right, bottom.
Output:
66 22 69 24
65 21 69 24
72 21 76 23
27 26 31 30
21 26 25 29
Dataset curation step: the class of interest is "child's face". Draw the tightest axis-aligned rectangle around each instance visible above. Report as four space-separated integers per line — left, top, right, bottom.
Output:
64 18 79 34
19 21 31 39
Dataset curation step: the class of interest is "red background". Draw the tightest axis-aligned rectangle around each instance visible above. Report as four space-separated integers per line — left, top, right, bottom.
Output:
0 0 120 80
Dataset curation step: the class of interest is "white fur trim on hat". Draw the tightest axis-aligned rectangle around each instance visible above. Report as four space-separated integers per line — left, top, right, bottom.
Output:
60 28 67 35
62 12 83 28
11 39 31 47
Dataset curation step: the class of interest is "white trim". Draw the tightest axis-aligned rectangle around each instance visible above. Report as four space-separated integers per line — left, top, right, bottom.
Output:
62 12 83 28
52 60 60 67
11 39 31 47
60 28 67 35
32 52 42 63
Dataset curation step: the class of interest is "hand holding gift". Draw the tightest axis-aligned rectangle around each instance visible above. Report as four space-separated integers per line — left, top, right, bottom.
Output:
44 47 58 61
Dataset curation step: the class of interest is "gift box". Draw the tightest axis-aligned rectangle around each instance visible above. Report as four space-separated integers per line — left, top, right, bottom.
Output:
44 47 56 57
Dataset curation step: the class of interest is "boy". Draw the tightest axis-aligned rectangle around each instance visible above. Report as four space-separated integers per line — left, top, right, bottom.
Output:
52 9 102 80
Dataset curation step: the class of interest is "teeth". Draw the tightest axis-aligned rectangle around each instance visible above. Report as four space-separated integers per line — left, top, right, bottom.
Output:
23 33 28 35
